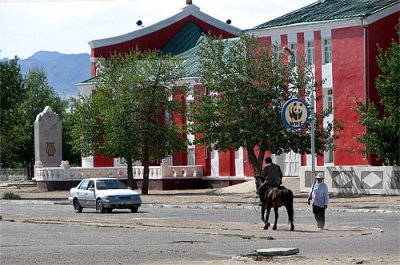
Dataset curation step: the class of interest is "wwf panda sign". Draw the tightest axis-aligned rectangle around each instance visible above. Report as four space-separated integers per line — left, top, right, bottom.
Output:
281 98 310 130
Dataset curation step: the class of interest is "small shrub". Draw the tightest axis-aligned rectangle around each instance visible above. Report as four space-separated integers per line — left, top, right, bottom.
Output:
2 191 21 200
250 251 264 261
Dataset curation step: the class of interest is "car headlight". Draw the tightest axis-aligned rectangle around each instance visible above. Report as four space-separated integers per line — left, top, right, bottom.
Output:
105 195 118 200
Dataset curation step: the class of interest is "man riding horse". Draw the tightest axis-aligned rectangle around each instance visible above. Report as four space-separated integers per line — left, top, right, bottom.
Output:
255 158 294 231
257 157 283 206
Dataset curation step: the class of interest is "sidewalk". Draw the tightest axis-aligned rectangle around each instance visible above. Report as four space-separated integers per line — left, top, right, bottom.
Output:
1 178 400 213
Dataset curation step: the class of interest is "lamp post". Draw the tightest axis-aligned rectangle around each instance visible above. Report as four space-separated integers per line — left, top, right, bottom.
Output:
282 46 316 179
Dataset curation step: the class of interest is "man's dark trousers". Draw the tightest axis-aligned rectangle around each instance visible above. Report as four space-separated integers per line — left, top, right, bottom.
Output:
312 204 326 229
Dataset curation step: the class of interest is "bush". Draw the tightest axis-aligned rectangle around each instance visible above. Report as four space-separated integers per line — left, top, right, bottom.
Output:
2 191 21 200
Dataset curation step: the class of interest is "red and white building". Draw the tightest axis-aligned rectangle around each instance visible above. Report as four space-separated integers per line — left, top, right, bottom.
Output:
245 0 399 193
77 2 249 187
248 0 399 167
73 0 399 193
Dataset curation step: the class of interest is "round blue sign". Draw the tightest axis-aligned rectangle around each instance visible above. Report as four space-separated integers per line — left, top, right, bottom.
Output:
281 98 310 130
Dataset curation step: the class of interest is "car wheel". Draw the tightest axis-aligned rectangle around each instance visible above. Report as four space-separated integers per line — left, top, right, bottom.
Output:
106 208 113 213
73 198 83 213
96 199 105 213
130 207 138 213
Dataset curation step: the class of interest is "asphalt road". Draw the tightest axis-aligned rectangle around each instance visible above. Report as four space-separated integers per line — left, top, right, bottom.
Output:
1 201 399 265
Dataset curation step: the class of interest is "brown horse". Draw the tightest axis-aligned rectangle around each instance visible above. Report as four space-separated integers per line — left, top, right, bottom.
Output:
255 175 295 231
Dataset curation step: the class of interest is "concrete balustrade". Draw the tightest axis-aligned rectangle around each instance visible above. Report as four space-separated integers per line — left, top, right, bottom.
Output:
299 166 400 195
34 159 202 181
161 159 203 178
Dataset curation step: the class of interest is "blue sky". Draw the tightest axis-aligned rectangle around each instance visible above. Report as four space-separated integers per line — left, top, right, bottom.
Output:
0 0 315 59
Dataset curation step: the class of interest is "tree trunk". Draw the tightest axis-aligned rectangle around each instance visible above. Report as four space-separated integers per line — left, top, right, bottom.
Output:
126 155 133 189
141 146 150 195
247 147 265 176
28 160 34 180
27 163 31 180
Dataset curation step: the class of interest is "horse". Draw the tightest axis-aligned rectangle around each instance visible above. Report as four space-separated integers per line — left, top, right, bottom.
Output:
255 175 295 231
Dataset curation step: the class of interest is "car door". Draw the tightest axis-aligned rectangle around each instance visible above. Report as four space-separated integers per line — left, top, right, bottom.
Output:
75 179 89 205
84 180 96 208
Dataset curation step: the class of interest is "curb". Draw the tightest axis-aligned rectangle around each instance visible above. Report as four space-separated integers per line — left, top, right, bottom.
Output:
1 200 400 214
256 247 299 256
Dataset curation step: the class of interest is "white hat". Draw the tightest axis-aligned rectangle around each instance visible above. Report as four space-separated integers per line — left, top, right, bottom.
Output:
315 173 325 179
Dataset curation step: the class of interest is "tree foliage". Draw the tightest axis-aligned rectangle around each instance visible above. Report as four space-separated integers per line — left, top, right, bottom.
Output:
70 49 188 194
190 36 339 174
0 59 75 175
0 58 27 168
355 27 400 165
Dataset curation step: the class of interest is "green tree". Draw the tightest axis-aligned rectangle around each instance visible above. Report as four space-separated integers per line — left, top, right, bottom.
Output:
190 36 339 174
62 111 82 166
70 49 188 194
0 57 27 168
1 60 78 176
355 28 400 165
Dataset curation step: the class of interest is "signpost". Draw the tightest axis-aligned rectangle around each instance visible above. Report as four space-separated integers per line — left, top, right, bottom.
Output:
281 98 310 130
281 96 315 180
281 46 316 180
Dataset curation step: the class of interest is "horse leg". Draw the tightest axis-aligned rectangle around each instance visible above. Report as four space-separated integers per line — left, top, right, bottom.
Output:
290 221 295 231
272 206 278 230
261 203 265 222
264 205 271 230
283 190 295 231
288 207 295 231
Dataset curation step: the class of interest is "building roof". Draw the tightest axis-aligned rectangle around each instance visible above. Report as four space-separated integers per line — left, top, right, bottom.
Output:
177 36 241 78
89 4 241 49
78 43 203 85
77 75 102 85
176 35 205 78
162 21 204 56
253 0 399 30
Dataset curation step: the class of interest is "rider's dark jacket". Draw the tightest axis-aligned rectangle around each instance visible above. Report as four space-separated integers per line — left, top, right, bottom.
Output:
261 162 283 187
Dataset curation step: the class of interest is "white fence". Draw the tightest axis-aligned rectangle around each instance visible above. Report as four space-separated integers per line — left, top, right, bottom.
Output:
34 159 203 181
299 166 400 195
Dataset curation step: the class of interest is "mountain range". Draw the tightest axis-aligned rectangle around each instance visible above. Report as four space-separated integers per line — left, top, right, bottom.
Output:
17 51 91 98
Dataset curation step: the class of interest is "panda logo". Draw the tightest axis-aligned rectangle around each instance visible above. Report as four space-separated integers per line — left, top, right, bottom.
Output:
289 102 303 121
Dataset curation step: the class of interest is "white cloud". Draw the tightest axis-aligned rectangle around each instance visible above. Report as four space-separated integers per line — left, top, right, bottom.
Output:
0 0 315 59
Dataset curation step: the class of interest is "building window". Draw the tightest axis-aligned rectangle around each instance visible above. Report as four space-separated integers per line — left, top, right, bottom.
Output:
325 145 334 163
323 39 332 64
188 148 195 166
289 43 298 63
327 88 333 110
306 41 315 65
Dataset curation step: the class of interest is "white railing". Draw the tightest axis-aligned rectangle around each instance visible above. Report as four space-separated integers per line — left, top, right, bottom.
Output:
34 159 203 181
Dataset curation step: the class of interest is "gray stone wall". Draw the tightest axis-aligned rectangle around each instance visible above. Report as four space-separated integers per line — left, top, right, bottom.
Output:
34 106 62 167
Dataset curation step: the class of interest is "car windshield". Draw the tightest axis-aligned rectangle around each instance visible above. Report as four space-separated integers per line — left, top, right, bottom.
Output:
96 180 127 190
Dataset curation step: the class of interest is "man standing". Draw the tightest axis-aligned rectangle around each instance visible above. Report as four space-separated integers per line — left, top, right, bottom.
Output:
308 173 330 229
258 157 283 205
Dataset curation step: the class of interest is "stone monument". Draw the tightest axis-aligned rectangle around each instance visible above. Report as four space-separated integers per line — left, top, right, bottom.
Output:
34 106 62 167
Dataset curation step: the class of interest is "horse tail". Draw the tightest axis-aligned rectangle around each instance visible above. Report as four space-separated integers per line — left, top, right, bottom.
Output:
283 189 294 224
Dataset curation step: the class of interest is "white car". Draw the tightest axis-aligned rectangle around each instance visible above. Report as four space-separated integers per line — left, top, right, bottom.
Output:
68 178 142 213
